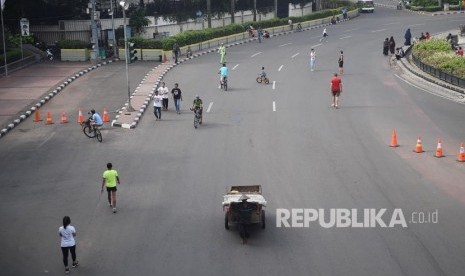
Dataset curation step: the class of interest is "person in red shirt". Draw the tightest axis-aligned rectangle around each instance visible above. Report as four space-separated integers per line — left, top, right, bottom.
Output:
457 47 463 56
330 73 342 108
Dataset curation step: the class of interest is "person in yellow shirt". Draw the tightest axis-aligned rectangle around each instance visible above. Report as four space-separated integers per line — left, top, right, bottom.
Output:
101 163 120 213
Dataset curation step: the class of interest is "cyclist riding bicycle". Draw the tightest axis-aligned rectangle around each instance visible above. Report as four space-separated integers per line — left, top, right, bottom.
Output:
260 66 267 79
89 109 103 128
219 63 229 89
191 95 203 124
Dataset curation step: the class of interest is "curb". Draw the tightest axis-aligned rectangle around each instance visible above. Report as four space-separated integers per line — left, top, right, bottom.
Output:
111 18 350 129
432 11 465 16
0 59 120 139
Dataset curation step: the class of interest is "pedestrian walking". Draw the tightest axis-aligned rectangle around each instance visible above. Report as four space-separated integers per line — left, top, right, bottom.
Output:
257 27 263 43
330 73 342 108
217 43 226 63
173 42 180 63
58 216 79 274
288 18 293 31
158 82 169 110
338 51 344 75
152 90 163 120
101 162 121 213
404 28 412 46
171 83 183 114
319 28 328 43
310 48 316 71
389 36 396 55
383 38 389 56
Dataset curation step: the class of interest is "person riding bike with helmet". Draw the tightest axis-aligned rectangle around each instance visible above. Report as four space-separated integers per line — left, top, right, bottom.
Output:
191 95 203 124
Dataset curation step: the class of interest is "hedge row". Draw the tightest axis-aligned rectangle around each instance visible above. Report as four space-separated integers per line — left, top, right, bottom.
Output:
0 48 24 63
412 38 465 79
407 4 461 11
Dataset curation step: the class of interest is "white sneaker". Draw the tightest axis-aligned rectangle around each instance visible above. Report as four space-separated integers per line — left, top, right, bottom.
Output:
113 208 117 213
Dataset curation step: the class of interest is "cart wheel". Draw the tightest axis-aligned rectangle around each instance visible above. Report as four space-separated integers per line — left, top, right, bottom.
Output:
225 213 230 230
261 210 266 229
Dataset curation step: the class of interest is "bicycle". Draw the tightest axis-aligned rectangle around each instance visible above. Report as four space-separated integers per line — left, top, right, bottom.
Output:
191 108 202 128
221 76 228 91
81 118 103 142
256 75 270 84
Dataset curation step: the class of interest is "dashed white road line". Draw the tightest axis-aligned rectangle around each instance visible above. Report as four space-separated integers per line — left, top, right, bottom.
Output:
311 43 322 48
371 28 387 33
38 132 56 148
278 65 283 71
311 35 321 39
451 19 464 22
409 23 425 27
232 64 239 70
273 101 276 112
279 43 292 47
291 53 300 58
251 52 262 58
272 81 276 90
383 22 399 25
343 28 359 32
339 35 352 40
207 102 213 113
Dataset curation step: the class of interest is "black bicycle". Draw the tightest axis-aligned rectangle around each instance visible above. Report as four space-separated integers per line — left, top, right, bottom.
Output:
81 118 103 142
191 108 202 128
221 76 228 91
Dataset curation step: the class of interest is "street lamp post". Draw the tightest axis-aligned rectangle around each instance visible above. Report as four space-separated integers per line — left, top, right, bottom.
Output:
120 1 135 112
110 0 117 58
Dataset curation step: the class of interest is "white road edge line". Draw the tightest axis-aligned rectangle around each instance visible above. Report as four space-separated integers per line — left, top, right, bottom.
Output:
279 43 292 47
207 102 213 113
278 65 283 71
371 29 387 33
291 53 300 58
272 81 276 90
232 64 239 70
273 101 276 112
339 35 352 40
251 52 262 58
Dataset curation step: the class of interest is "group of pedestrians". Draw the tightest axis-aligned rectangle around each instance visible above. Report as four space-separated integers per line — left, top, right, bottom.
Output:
383 36 396 56
153 82 183 120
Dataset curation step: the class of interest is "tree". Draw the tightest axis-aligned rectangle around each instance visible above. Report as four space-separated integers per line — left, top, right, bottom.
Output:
129 8 151 34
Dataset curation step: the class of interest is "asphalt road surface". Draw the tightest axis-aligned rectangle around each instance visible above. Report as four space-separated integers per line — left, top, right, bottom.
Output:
1 6 465 276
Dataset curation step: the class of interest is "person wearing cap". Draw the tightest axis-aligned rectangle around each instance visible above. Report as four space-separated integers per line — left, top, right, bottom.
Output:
89 109 103 127
232 194 256 244
191 95 203 124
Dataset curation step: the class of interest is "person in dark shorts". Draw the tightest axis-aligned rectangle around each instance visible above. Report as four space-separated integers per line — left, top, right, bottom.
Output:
338 50 344 75
101 162 121 213
330 73 342 108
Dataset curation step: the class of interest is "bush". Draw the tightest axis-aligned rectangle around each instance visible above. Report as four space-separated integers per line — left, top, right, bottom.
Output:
58 40 88 49
0 48 23 63
422 6 441 11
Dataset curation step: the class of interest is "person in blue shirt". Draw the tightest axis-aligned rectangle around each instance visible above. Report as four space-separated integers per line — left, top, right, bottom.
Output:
90 109 103 127
218 63 228 89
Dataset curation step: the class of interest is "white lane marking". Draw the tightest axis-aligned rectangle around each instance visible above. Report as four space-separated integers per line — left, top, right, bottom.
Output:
311 43 322 48
207 102 213 113
232 64 239 70
273 101 276 112
409 23 425 27
272 81 276 90
311 35 321 39
371 28 387 33
343 28 359 32
291 53 300 58
383 22 399 25
339 35 352 40
279 43 292 47
451 19 464 22
38 132 56 148
251 52 262 58
278 65 283 71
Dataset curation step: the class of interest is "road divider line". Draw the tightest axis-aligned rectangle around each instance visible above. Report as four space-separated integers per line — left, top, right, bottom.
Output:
291 53 300 58
311 35 321 39
409 23 425 27
273 81 276 90
278 65 283 71
251 52 262 58
232 64 239 70
339 35 352 40
279 43 292 47
371 29 387 33
311 43 322 48
343 28 359 32
273 101 276 112
207 102 213 113
383 22 399 25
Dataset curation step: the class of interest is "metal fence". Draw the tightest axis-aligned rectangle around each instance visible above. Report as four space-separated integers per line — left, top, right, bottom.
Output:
411 54 465 89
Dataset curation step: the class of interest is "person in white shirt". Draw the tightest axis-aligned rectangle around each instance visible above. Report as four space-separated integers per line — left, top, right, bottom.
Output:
58 216 79 274
310 48 316 71
320 28 328 42
158 82 169 111
153 90 163 120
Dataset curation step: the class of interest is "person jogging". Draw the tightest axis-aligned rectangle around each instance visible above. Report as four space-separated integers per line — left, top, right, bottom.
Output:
101 162 121 213
320 28 328 43
58 216 79 274
330 73 342 109
338 50 344 75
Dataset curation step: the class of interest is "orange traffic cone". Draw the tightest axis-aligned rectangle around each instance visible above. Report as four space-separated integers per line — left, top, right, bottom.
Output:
413 136 423 153
45 112 54 124
34 107 42 122
77 108 84 123
102 108 109 122
457 143 465 162
389 129 399 147
163 53 168 63
60 112 68 124
434 138 444 158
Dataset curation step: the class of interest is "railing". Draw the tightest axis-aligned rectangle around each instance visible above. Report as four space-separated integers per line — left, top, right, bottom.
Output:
0 55 39 77
411 53 465 89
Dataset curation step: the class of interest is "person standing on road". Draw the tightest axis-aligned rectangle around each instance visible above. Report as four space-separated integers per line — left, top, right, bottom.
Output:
101 162 120 213
217 43 226 63
257 27 263 43
338 51 344 75
171 83 182 114
389 36 396 55
59 216 79 274
173 43 180 63
383 38 389 56
153 90 163 120
404 28 412 46
158 82 169 111
330 73 342 109
310 48 316 71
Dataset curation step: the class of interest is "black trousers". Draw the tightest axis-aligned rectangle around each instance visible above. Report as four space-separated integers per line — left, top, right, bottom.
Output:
163 98 168 109
61 245 76 267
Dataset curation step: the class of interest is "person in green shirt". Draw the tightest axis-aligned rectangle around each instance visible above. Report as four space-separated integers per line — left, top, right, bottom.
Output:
101 163 120 213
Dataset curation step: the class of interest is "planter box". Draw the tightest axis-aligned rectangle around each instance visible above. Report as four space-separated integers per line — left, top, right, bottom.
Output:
140 49 163 61
61 49 89 61
118 48 142 61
